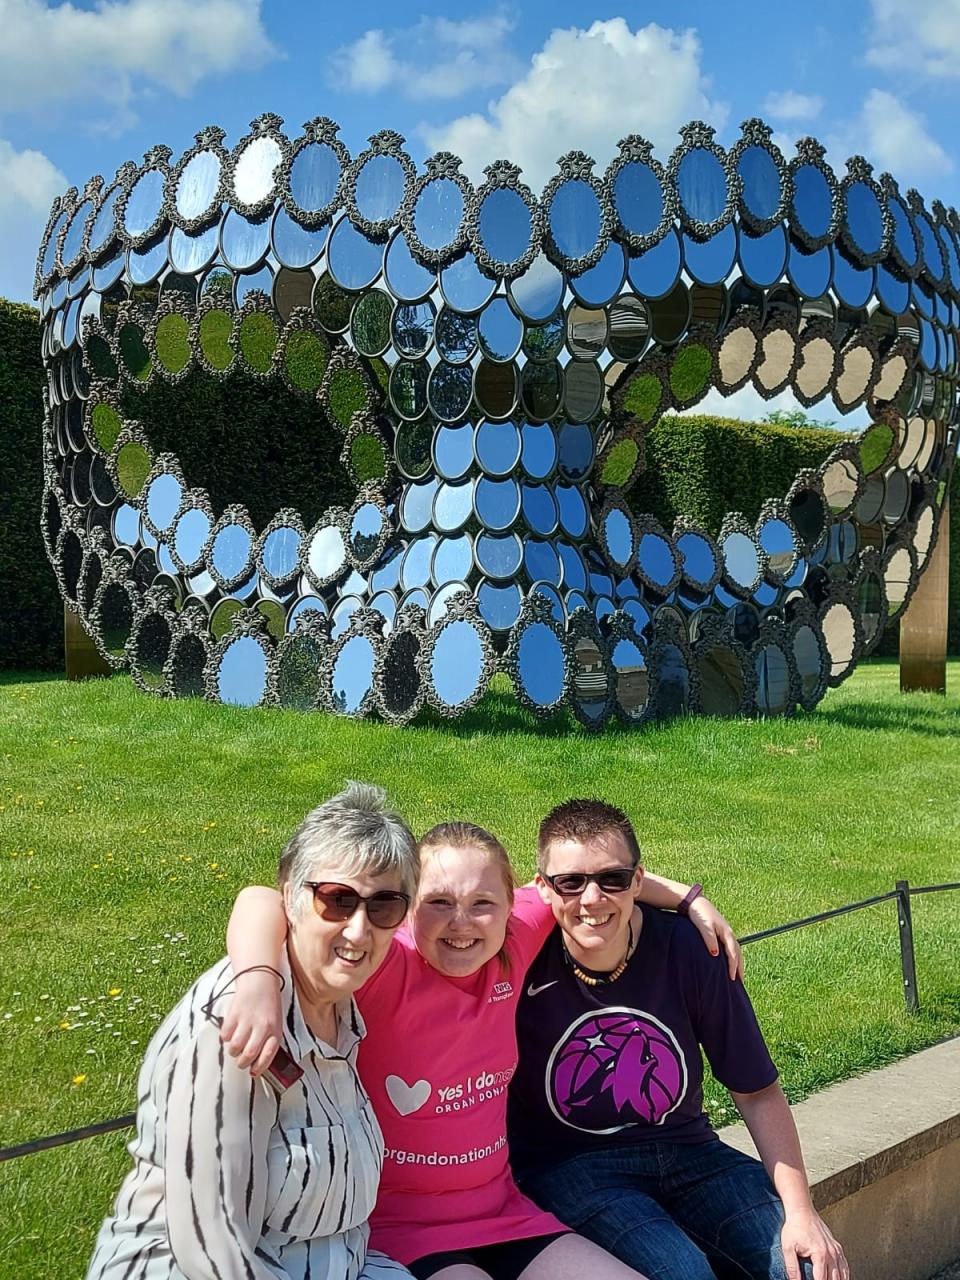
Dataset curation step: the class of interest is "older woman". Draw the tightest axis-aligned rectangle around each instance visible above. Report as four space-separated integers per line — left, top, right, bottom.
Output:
86 782 418 1280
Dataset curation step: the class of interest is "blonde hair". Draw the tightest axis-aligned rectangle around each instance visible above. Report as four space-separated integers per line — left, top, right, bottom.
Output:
418 821 515 901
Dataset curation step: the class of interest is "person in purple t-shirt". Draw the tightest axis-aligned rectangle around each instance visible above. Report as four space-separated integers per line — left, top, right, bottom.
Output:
508 799 848 1280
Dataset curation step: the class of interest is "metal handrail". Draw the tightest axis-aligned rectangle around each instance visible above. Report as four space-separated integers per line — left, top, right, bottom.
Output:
2 878 957 1163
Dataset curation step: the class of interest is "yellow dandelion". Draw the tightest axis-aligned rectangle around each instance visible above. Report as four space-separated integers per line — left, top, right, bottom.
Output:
72 1074 86 1085
209 862 218 870
108 988 121 997
59 1020 71 1030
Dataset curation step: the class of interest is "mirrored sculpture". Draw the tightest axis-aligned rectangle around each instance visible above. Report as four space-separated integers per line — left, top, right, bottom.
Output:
36 113 957 726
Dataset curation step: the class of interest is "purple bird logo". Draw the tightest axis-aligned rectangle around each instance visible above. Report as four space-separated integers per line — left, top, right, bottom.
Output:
548 1009 686 1132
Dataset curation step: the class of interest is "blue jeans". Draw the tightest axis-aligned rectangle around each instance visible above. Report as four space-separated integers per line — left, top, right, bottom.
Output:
518 1139 814 1280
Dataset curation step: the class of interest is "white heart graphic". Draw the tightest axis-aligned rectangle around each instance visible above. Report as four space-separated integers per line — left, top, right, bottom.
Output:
385 1074 432 1116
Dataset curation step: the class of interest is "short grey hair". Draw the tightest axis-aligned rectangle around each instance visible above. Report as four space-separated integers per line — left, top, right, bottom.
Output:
278 781 419 914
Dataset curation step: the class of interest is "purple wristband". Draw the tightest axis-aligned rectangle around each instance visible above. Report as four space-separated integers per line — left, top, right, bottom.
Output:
677 883 703 917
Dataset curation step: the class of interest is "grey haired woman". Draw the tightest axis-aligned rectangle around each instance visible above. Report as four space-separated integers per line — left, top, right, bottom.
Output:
87 782 418 1280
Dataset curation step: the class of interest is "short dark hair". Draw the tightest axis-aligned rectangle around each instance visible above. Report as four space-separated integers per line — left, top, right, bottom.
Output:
537 798 642 874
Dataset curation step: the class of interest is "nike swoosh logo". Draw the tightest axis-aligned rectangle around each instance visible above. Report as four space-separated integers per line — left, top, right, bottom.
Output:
526 981 558 997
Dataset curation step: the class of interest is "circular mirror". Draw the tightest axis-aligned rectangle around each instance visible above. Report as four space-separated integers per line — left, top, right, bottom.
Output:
739 225 787 288
787 243 832 299
683 224 736 286
557 423 594 481
400 477 439 533
435 307 478 363
211 523 253 584
475 477 520 531
521 361 563 421
173 507 210 569
434 480 475 534
429 619 486 709
522 483 558 536
176 150 221 221
608 295 650 361
145 473 182 533
477 579 522 631
434 422 474 480
476 419 521 476
384 231 435 301
556 484 588 539
758 517 797 579
478 296 523 362
738 145 782 225
603 507 635 568
477 186 534 267
307 523 346 584
637 532 678 590
401 535 437 590
548 178 602 264
791 163 834 243
354 153 406 225
272 207 326 269
570 241 625 307
475 531 522 579
390 360 429 420
722 530 760 590
524 539 562 585
789 488 826 545
88 187 121 258
429 363 473 422
348 503 384 564
328 215 383 291
676 148 728 226
844 181 884 258
392 300 435 358
474 359 518 419
221 210 271 271
440 251 496 313
611 635 649 720
613 160 665 242
508 254 564 322
432 534 474 586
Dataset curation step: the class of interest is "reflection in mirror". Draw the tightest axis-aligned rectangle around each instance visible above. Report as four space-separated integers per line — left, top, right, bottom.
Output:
755 644 790 715
637 533 677 589
524 539 562 584
676 148 728 225
434 422 474 480
757 518 796 579
414 177 465 251
290 141 341 213
176 151 221 220
379 627 423 720
327 215 383 291
476 419 521 476
385 231 435 301
522 483 558 536
789 489 827 545
722 531 760 589
351 289 393 356
884 547 912 617
212 523 253 583
174 507 210 568
477 579 522 631
613 161 664 240
603 507 634 568
440 251 495 313
608 295 650 361
390 360 429 419
844 181 883 257
521 361 562 421
124 169 165 237
272 208 326 268
508 253 563 322
479 296 523 361
570 242 625 307
401 535 437 590
433 534 474 585
475 531 522 579
400 477 439 533
221 209 271 270
738 146 781 223
431 620 485 707
549 178 602 261
396 417 434 478
475 476 520 531
523 310 565 362
791 164 833 241
392 300 435 358
557 423 593 481
100 582 134 658
649 282 691 345
277 632 324 710
634 229 686 298
821 601 856 676
330 633 375 714
477 186 533 265
787 242 831 299
556 484 588 539
856 572 884 646
146 473 182 533
429 363 473 422
611 636 648 719
474 360 518 419
217 635 267 706
564 362 602 421
135 613 173 691
698 643 744 716
517 621 567 708
355 153 406 224
683 224 736 285
739 225 786 287
434 480 475 533
435 307 478 363
308 523 346 583
235 136 282 206
349 504 384 563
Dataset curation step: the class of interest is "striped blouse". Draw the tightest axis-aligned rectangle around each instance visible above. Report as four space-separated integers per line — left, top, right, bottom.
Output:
86 956 413 1280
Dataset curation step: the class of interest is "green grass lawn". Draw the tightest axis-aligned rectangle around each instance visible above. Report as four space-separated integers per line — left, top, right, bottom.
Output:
1 660 959 1277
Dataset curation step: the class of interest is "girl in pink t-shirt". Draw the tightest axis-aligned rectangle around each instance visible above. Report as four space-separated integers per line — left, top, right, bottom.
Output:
224 820 736 1280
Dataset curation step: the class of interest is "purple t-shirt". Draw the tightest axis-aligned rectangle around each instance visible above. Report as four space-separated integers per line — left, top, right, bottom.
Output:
508 907 778 1175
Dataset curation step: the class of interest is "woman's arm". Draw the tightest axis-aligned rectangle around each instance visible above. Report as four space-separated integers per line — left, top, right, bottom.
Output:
164 999 285 1278
639 872 743 980
221 885 288 1075
730 1082 847 1280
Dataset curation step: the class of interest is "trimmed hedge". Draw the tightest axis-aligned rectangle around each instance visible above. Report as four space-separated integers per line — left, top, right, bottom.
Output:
0 300 62 669
630 414 845 532
1 297 956 669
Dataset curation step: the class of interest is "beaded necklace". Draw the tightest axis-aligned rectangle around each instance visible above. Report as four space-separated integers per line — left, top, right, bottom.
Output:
563 921 635 987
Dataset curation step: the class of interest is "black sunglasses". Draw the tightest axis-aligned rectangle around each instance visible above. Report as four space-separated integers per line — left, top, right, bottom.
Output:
542 866 638 898
304 882 410 929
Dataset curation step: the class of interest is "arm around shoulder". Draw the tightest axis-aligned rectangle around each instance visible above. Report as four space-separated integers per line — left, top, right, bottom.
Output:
221 884 288 1075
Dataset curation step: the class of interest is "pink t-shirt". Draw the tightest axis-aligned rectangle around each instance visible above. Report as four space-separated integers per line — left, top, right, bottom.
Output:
355 886 566 1265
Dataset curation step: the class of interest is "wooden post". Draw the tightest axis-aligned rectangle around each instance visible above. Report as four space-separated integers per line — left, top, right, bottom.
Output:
900 494 949 693
64 604 111 680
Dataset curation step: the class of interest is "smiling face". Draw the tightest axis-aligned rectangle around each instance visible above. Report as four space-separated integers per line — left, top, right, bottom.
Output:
411 843 513 978
284 866 407 1005
537 829 643 970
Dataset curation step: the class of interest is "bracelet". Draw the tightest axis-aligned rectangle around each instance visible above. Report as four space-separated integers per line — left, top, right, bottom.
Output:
233 964 285 989
677 883 703 917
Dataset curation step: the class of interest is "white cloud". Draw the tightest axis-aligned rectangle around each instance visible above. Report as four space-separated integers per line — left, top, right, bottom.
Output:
0 0 276 129
0 137 65 302
762 89 823 124
866 0 960 78
421 18 726 187
336 13 522 101
828 89 952 183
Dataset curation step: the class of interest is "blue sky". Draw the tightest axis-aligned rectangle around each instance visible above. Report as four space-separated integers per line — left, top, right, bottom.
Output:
3 0 959 422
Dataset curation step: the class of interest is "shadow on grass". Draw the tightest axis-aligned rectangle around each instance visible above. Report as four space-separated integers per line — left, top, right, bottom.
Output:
815 700 959 738
0 668 67 687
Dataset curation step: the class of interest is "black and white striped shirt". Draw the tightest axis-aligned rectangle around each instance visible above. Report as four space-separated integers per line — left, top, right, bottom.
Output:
87 956 412 1280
